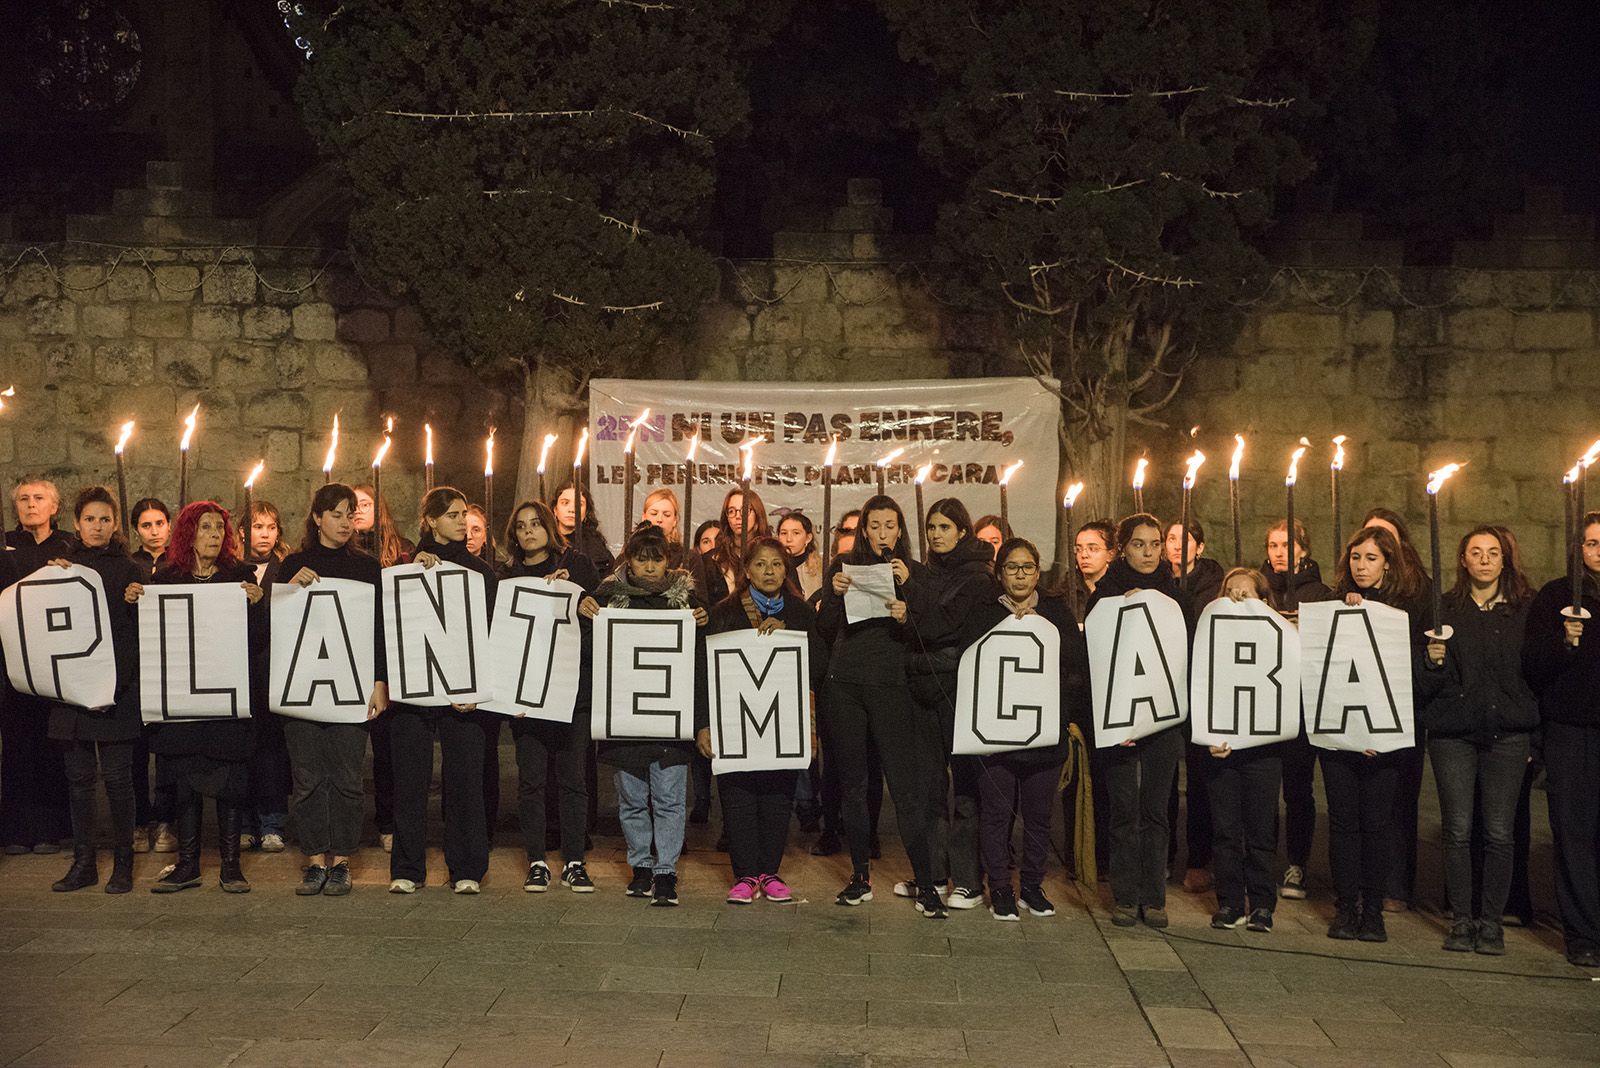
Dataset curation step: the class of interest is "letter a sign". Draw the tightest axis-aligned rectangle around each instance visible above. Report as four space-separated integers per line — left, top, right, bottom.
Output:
1297 600 1415 753
270 579 376 723
1086 590 1189 747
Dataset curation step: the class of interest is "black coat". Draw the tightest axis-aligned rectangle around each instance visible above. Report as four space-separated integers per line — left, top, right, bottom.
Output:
1421 595 1538 741
905 535 999 703
1177 556 1226 606
46 541 143 743
568 525 615 577
1263 557 1335 606
1523 575 1600 728
7 525 74 577
706 592 829 682
958 593 1091 768
1086 557 1191 625
276 541 388 684
816 550 927 686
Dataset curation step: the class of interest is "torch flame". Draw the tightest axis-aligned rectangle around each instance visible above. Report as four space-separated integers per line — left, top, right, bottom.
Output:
1567 464 1583 485
1229 434 1245 480
180 404 199 452
0 385 14 411
1063 481 1085 508
1427 462 1463 495
245 461 264 489
739 436 764 481
1582 439 1600 469
425 423 433 466
573 427 589 466
1286 442 1308 487
537 433 558 474
914 462 934 485
485 429 495 477
1000 460 1024 486
1332 434 1347 471
1183 450 1206 489
1132 457 1148 490
623 408 651 455
823 436 838 468
114 421 135 455
322 414 339 474
876 446 905 469
373 438 391 468
685 431 700 462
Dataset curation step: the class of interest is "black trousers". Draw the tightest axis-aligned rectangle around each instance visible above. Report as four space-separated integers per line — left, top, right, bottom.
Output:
1168 743 1214 870
1279 732 1318 868
0 694 71 847
691 751 714 814
926 691 983 889
481 715 503 837
1207 748 1282 913
61 739 136 849
978 757 1057 891
720 768 797 878
283 719 368 857
389 705 489 884
249 712 291 828
1102 727 1183 909
1386 737 1426 903
1321 749 1398 911
821 726 883 837
1474 759 1535 920
368 713 396 835
130 730 154 827
512 711 590 864
1545 721 1600 955
822 679 937 883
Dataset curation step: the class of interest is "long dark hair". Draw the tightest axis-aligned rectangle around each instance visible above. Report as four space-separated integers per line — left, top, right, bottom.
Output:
1116 512 1164 555
1444 525 1532 610
551 479 605 537
622 521 671 564
1334 525 1425 602
843 494 912 564
352 482 405 567
299 483 359 553
926 497 975 549
731 534 802 601
506 499 568 559
72 486 128 554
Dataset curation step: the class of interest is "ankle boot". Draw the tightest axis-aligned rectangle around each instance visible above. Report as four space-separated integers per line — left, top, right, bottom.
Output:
105 846 134 894
52 844 98 892
152 795 203 893
218 804 250 894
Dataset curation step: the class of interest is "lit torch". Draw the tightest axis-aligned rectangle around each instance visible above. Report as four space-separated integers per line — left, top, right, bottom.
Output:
179 404 199 507
1426 462 1464 639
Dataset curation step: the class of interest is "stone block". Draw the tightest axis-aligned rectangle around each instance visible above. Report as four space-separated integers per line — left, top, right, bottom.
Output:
392 305 429 342
365 342 418 385
1394 309 1444 348
1491 434 1564 479
273 341 313 387
418 348 474 385
4 341 44 381
790 346 849 382
81 305 130 339
694 303 753 346
337 308 392 344
1513 310 1593 350
152 265 200 302
190 305 240 341
2 264 58 303
1554 350 1600 388
27 298 76 336
1256 312 1341 350
1185 356 1240 393
60 265 108 302
839 304 938 349
831 267 895 304
243 391 313 429
146 160 184 188
157 340 216 386
44 340 90 379
260 268 316 306
1450 474 1518 525
801 305 844 342
1445 308 1512 350
1491 270 1554 308
265 430 302 473
692 345 744 381
306 390 375 429
241 306 291 341
112 188 217 217
202 264 258 305
1363 438 1422 475
751 306 803 344
214 341 280 388
311 343 369 383
131 303 189 339
847 178 883 206
826 205 893 232
744 344 793 381
769 265 828 305
772 231 853 260
1345 309 1394 348
292 303 337 341
1469 350 1554 393
106 265 151 302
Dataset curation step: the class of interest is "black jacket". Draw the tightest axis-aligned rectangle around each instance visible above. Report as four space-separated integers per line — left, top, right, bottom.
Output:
1086 557 1191 625
276 541 389 684
706 591 829 683
1176 556 1226 607
568 525 615 577
131 547 165 581
7 525 74 577
46 541 143 743
1263 557 1336 607
1523 575 1600 728
958 592 1091 768
816 550 928 686
1421 595 1538 740
592 569 704 772
905 535 999 701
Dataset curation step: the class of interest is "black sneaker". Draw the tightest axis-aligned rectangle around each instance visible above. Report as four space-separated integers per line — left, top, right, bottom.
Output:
836 871 873 906
650 872 679 907
625 865 653 897
990 887 1020 921
1211 906 1247 930
1111 903 1138 927
1357 908 1387 943
321 862 352 896
1475 921 1505 956
915 885 948 919
1327 905 1359 940
1443 918 1475 952
1020 885 1055 917
561 861 596 893
524 861 551 893
1246 908 1274 933
295 864 328 896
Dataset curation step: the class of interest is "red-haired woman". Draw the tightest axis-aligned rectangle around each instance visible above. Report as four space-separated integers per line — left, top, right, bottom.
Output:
132 501 266 893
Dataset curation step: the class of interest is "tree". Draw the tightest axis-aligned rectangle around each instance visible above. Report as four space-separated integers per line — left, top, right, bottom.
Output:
287 0 781 501
877 0 1370 558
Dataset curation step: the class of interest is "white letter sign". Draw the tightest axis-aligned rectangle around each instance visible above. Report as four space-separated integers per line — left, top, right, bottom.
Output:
1298 599 1415 754
953 613 1061 755
1189 597 1300 749
1087 590 1189 747
592 608 696 741
270 578 375 723
0 564 116 709
482 577 583 721
138 583 252 723
382 562 493 707
705 629 811 772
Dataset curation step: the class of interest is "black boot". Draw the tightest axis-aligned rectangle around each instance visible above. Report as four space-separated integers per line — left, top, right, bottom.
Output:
152 794 202 893
218 803 250 894
52 844 98 892
105 846 134 894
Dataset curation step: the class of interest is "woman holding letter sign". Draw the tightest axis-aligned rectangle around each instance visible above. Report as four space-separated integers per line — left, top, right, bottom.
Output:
276 484 388 896
500 500 601 893
1085 513 1188 929
136 501 266 894
387 487 498 896
1323 526 1428 942
46 487 142 894
701 536 825 905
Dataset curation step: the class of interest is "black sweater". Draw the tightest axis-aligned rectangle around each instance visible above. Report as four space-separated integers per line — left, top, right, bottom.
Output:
276 541 388 684
905 536 999 702
1523 575 1600 728
1086 557 1191 624
1176 556 1226 606
46 541 143 743
816 551 928 686
958 593 1092 767
1263 557 1335 606
1421 595 1538 740
7 525 74 577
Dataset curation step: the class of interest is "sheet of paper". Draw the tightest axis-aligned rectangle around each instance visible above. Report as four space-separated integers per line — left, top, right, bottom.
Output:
842 562 895 624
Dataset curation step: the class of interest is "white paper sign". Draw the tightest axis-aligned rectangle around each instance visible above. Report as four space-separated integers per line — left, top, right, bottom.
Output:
482 577 584 721
1086 590 1190 747
269 579 376 723
138 583 252 723
705 629 811 773
382 562 493 707
843 562 895 624
953 613 1062 756
0 564 118 709
1189 597 1300 750
1298 599 1415 753
592 608 697 741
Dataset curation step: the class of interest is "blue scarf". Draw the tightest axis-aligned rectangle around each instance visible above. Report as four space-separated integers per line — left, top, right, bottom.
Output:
750 588 785 618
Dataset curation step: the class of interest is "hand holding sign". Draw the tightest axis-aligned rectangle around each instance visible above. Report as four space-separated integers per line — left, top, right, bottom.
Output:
1086 590 1189 748
953 613 1061 756
0 564 117 709
704 629 811 772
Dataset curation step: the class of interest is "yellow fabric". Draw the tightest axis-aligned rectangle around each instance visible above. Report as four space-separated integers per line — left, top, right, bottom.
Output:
1059 723 1097 893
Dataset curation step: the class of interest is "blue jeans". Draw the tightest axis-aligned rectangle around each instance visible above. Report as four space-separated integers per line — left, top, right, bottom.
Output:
1430 732 1530 923
615 762 687 875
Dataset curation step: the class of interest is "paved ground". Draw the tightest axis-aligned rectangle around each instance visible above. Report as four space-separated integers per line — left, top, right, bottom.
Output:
0 750 1595 1068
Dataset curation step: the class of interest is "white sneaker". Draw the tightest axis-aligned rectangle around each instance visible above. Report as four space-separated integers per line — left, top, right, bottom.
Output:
388 878 418 894
380 833 394 853
947 886 984 910
1279 865 1308 900
259 833 286 853
892 881 920 898
453 879 481 895
239 833 258 850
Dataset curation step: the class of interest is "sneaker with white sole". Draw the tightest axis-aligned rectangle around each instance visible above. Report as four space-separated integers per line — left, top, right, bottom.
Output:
453 879 481 895
990 887 1021 921
727 876 760 904
259 833 286 853
561 861 596 893
1020 885 1056 917
836 871 873 906
757 873 792 903
380 833 394 854
947 886 983 910
892 880 920 898
1279 864 1307 899
524 861 551 893
388 878 418 894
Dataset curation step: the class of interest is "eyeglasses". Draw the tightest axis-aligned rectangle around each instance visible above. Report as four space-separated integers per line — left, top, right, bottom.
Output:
1002 562 1039 575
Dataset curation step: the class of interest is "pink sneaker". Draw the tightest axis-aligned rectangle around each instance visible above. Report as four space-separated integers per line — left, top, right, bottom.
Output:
758 874 792 903
726 876 761 905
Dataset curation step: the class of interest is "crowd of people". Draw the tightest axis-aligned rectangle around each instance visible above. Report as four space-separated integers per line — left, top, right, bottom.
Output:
0 470 1594 969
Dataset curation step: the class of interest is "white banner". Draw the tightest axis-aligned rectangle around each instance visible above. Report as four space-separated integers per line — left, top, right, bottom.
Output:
592 608 697 741
953 613 1061 756
588 377 1062 549
1189 597 1300 750
705 630 811 773
269 579 377 723
1086 590 1190 748
0 564 117 709
1298 600 1415 754
482 577 584 721
138 583 252 723
382 562 493 707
